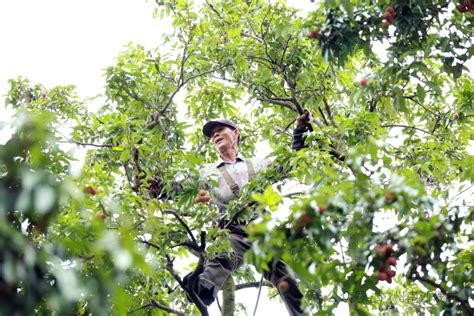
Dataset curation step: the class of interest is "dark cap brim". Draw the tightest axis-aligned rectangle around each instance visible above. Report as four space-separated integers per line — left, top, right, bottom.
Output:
202 119 238 138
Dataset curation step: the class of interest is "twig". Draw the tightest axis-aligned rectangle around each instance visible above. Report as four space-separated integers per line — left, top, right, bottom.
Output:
58 140 112 148
139 239 160 252
318 106 329 126
323 97 336 126
235 280 273 291
253 276 264 316
128 299 189 315
380 124 438 136
164 209 197 244
448 186 473 206
410 273 473 315
222 201 258 229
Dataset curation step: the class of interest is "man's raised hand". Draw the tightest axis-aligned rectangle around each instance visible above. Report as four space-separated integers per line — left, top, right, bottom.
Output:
195 189 211 203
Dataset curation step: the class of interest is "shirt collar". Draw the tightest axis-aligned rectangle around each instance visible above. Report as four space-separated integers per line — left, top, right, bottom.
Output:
215 152 246 168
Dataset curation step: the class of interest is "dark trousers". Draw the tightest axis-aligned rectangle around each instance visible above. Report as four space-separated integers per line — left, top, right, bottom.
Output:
197 224 304 316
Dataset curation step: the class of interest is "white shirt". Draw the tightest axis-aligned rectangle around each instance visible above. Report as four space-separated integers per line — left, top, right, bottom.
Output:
200 153 271 213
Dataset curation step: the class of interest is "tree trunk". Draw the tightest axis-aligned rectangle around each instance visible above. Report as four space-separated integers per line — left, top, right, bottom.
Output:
221 276 235 316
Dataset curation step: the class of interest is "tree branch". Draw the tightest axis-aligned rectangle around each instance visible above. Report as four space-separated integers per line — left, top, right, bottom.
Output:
235 280 273 290
409 272 473 315
58 140 112 148
164 209 197 244
380 124 439 136
257 97 296 111
323 97 336 126
128 299 189 315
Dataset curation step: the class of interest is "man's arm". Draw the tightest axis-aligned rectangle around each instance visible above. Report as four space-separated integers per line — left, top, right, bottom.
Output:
147 175 212 205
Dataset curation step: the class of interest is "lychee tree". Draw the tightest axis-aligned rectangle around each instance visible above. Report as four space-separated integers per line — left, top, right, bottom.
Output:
1 0 472 315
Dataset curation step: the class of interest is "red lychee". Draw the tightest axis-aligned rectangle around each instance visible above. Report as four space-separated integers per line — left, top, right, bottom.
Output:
387 256 397 266
277 280 290 292
84 186 97 196
308 29 320 40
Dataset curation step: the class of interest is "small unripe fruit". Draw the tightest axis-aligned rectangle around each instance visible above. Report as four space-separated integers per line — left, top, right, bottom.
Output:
377 272 388 281
387 256 397 266
277 280 289 292
319 205 327 214
248 226 257 234
84 186 97 196
359 78 368 87
199 189 207 196
387 269 396 277
452 113 460 120
96 211 107 220
385 192 395 203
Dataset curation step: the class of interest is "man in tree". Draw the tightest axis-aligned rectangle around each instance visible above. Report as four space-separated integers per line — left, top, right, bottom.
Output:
186 111 313 315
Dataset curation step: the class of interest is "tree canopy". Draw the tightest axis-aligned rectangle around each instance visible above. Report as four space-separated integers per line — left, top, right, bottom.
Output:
1 0 473 315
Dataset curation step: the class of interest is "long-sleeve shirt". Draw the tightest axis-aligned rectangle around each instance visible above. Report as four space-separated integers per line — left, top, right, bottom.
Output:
200 153 271 213
200 125 310 213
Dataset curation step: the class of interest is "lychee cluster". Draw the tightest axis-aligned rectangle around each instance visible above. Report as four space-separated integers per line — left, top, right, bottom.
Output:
382 5 397 28
457 0 474 13
375 243 397 283
195 189 211 203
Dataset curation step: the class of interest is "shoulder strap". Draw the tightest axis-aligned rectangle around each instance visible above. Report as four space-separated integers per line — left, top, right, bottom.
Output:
218 159 256 197
246 159 255 180
218 165 240 196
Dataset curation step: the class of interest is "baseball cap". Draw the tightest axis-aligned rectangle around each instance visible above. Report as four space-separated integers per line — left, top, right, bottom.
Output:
202 119 239 138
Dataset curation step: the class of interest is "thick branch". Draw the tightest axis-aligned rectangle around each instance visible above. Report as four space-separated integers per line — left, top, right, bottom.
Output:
257 97 296 112
165 255 208 315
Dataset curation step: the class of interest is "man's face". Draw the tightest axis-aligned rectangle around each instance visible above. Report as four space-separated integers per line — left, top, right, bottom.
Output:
210 125 239 153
